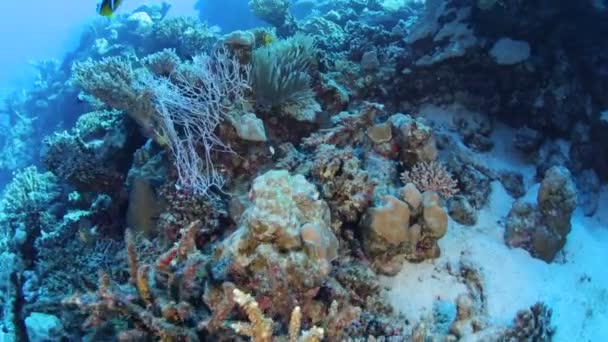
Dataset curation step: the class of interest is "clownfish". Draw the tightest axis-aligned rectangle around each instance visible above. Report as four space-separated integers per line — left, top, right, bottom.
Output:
97 0 123 18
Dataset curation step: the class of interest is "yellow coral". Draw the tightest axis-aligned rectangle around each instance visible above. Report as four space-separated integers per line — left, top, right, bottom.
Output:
288 306 301 342
136 265 153 306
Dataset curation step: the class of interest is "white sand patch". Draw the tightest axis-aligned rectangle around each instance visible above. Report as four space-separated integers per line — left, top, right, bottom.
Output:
383 261 467 322
419 103 536 185
384 108 608 340
387 180 608 340
479 122 536 180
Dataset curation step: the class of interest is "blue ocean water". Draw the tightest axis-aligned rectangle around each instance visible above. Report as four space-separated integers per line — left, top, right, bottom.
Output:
0 0 607 341
0 1 197 91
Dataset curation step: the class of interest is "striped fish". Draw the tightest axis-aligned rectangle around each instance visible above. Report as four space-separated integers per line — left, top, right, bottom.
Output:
97 0 123 17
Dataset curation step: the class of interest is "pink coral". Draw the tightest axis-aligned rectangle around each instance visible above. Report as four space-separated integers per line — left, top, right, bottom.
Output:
401 161 459 199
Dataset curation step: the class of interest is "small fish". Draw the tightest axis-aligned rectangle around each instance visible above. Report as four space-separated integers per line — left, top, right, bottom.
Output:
97 0 123 18
262 32 274 46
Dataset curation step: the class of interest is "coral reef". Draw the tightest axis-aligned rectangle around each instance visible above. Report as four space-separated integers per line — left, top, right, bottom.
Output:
216 170 339 316
504 166 578 262
1 0 607 340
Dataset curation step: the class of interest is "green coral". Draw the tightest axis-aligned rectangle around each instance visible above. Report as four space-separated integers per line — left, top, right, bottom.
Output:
251 34 317 110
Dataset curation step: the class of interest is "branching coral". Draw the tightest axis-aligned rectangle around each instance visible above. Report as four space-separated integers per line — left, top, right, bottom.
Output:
0 166 60 217
231 288 325 342
31 237 125 302
0 166 62 257
63 221 205 340
0 111 36 172
71 57 159 141
72 56 137 109
42 110 129 194
248 0 298 36
230 288 273 341
401 161 459 199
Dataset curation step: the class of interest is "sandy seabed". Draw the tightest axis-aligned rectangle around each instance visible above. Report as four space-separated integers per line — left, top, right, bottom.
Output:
383 107 608 341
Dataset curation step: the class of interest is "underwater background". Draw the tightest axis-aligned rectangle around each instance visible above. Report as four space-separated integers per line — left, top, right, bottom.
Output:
0 0 607 341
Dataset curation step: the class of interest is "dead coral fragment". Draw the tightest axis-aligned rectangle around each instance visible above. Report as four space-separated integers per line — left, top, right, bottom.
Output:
401 161 459 199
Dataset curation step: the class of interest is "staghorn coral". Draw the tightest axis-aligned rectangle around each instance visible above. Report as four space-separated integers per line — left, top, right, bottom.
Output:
401 161 459 199
231 288 325 342
230 288 272 341
63 221 206 340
